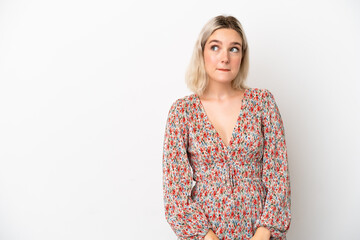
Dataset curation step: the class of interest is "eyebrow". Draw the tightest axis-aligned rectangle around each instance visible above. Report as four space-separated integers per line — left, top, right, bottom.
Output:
208 39 242 47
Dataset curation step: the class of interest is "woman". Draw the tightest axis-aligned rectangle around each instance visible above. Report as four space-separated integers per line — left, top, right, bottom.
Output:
162 15 291 240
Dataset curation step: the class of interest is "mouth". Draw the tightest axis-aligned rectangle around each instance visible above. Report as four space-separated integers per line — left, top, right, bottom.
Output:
217 69 230 72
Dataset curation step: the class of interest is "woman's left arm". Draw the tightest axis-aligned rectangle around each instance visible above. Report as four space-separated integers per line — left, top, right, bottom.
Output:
252 89 292 240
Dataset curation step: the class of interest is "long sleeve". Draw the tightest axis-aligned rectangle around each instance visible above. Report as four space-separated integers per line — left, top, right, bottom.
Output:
162 99 211 239
253 89 292 239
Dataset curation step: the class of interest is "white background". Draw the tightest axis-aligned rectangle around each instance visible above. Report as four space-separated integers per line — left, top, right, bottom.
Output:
0 0 359 239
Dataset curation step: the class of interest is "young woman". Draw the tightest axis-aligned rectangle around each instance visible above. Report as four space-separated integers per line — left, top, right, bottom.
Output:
162 15 291 240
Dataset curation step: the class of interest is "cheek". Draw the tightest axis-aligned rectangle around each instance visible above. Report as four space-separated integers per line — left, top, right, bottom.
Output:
204 51 217 67
232 57 242 69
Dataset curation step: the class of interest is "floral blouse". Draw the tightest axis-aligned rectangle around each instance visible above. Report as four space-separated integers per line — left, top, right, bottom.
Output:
162 88 291 240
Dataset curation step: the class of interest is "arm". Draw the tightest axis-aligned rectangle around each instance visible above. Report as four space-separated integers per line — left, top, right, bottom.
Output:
162 99 212 239
253 89 292 240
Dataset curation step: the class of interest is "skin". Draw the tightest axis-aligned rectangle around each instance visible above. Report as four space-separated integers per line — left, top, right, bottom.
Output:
200 28 271 240
200 28 245 148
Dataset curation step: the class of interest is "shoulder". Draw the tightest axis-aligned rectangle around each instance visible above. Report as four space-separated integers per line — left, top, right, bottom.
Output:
245 87 275 105
168 95 189 110
169 93 197 111
247 87 273 98
166 94 196 120
248 87 277 104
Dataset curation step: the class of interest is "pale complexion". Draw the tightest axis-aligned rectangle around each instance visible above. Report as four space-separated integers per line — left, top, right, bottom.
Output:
200 28 271 240
200 28 244 149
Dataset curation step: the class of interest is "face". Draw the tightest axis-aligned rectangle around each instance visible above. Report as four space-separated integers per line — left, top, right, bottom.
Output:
203 28 243 84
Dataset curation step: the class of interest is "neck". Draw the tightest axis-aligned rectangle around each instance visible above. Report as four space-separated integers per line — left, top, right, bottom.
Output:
202 80 239 101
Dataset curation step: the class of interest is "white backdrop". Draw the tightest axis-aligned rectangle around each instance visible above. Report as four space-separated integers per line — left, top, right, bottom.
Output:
0 0 359 239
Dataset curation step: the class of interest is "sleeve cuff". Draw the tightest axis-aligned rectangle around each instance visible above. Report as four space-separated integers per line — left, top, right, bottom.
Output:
254 219 287 240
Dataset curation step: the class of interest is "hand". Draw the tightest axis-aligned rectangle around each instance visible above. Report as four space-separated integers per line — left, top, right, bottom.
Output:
250 227 271 240
204 228 220 240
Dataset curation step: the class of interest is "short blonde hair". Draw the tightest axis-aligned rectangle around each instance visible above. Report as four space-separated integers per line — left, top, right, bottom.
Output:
185 15 250 96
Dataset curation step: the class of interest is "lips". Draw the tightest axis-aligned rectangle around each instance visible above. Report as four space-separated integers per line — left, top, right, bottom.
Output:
218 69 230 71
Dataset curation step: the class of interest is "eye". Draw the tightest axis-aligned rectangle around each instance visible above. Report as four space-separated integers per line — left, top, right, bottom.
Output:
230 47 240 53
210 45 219 51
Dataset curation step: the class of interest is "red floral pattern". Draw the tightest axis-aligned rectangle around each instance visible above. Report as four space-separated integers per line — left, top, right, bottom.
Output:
162 88 291 240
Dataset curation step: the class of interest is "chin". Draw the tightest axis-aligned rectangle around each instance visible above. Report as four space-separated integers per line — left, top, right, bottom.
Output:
213 78 234 83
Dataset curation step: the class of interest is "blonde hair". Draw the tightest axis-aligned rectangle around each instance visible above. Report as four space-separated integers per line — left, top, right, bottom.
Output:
185 15 250 96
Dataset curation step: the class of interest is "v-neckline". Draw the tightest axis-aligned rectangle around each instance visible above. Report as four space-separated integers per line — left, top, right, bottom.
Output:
195 88 249 150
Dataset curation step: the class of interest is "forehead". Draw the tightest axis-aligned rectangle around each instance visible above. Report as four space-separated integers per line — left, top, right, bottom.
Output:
207 28 242 44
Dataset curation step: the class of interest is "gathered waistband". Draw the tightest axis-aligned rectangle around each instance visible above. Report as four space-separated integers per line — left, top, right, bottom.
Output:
194 162 263 193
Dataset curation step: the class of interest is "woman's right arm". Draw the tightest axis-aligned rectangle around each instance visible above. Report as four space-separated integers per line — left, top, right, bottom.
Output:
162 99 213 239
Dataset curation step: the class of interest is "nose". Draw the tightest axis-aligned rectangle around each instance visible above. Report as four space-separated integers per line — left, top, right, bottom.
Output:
220 49 229 63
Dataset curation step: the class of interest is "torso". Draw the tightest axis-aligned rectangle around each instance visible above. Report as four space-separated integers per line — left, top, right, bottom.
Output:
198 89 246 148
